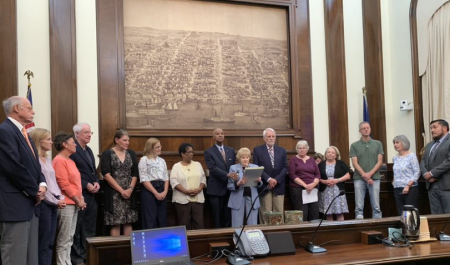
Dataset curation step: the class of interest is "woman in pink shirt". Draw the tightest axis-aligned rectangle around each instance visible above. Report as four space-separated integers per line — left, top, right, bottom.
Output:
52 132 86 265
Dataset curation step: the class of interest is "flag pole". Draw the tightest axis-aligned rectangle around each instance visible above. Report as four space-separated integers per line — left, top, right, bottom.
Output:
23 70 35 132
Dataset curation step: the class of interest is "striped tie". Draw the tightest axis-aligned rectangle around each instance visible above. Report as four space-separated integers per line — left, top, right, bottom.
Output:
220 147 226 161
268 147 274 168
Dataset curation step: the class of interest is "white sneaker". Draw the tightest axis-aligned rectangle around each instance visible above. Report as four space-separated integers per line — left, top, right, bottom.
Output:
356 215 364 220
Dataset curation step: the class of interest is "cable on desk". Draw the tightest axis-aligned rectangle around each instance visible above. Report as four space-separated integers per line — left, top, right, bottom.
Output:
381 231 414 248
317 240 344 247
191 249 225 264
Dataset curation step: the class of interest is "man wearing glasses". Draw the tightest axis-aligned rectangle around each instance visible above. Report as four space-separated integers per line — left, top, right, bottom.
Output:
70 122 100 265
350 122 384 220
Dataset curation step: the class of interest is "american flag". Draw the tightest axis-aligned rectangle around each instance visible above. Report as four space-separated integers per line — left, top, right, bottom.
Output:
363 88 370 123
25 84 35 132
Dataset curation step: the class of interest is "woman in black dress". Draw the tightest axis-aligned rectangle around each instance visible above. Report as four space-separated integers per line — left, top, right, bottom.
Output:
101 129 139 236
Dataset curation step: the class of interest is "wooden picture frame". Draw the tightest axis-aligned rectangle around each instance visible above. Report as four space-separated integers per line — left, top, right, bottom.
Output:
97 0 313 149
122 0 292 134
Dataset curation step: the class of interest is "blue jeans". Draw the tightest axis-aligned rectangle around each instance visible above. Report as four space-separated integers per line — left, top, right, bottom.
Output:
354 179 382 218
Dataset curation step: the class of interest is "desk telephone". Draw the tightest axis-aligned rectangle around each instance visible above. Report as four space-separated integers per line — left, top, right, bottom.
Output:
233 229 270 257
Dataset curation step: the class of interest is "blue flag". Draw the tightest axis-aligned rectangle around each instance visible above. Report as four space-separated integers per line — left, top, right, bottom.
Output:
363 93 370 123
25 84 35 132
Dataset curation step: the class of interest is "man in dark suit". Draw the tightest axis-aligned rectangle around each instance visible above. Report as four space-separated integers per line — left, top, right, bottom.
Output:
70 122 100 265
204 128 237 228
253 128 288 224
420 119 450 214
0 96 46 265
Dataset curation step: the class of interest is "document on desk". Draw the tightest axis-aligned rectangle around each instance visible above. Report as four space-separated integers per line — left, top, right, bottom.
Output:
302 188 318 204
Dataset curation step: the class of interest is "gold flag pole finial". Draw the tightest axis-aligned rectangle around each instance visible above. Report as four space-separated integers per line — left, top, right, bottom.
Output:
23 70 34 87
362 86 367 95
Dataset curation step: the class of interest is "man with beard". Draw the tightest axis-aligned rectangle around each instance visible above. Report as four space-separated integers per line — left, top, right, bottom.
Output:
253 128 288 224
420 119 450 214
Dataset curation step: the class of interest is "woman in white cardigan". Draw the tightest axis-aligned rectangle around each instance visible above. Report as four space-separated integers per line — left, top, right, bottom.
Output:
170 143 207 229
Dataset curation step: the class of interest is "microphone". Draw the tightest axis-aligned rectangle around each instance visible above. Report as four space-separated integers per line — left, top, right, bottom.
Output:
227 186 269 265
305 190 345 253
437 217 450 241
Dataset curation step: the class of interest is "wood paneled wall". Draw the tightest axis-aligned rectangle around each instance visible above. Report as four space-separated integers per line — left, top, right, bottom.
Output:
324 0 349 164
0 0 18 120
362 0 387 158
0 0 398 161
49 0 78 136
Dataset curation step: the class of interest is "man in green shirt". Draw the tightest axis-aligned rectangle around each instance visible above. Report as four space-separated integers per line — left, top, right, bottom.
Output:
349 122 384 219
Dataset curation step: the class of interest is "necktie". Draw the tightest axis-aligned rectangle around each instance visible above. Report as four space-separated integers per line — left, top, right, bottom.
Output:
22 127 36 157
429 140 440 163
220 147 226 161
268 147 274 168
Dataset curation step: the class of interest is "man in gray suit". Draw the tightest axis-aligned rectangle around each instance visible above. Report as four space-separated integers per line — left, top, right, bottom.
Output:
420 119 450 214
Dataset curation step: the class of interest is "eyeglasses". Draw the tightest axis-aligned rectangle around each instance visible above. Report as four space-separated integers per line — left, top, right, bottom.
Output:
81 131 94 135
185 151 194 154
154 145 162 149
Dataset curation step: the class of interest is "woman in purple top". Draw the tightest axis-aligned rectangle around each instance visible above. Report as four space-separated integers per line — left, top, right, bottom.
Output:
288 140 320 221
29 128 66 265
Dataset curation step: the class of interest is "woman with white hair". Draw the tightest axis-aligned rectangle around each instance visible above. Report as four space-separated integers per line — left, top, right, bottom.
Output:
227 147 262 227
288 140 320 221
318 146 350 221
392 135 420 215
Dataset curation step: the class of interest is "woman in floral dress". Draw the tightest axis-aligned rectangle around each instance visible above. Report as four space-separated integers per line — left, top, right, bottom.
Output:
318 146 350 221
101 129 138 236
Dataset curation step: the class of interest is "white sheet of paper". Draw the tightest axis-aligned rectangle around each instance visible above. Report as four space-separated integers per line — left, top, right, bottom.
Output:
302 188 318 204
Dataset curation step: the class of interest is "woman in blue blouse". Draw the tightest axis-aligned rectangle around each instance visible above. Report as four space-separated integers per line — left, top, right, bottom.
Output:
392 135 420 215
228 147 262 227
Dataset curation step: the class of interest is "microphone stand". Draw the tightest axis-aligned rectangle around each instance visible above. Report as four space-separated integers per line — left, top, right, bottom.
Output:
305 190 345 253
437 217 450 241
227 184 269 265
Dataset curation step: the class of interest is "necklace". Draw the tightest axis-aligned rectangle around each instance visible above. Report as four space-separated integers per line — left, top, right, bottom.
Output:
182 162 192 171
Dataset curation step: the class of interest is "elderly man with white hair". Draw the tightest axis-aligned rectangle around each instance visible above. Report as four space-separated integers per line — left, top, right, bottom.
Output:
69 122 100 265
0 96 46 265
253 128 288 224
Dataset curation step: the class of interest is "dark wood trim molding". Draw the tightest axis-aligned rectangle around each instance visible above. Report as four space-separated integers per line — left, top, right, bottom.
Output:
362 0 387 159
0 0 18 121
49 0 78 135
409 0 424 158
323 0 349 163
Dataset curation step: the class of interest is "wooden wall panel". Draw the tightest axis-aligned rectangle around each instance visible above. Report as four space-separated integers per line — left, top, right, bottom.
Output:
409 0 425 158
324 0 349 163
296 0 315 150
96 0 312 156
0 0 18 121
49 0 77 135
362 0 387 159
97 0 123 151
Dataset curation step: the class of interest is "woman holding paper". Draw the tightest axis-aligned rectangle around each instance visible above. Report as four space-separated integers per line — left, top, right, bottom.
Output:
228 147 262 227
288 140 320 221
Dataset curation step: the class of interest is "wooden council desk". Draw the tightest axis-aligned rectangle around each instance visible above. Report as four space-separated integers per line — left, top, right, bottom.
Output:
211 241 450 265
87 215 450 265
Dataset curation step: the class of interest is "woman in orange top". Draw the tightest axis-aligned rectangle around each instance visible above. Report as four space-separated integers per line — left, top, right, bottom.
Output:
52 132 86 265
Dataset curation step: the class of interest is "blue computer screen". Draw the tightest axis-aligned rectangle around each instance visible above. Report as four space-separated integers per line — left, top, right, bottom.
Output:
131 227 189 264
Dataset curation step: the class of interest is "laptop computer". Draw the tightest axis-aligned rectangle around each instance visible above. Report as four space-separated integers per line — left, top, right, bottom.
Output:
130 226 195 265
